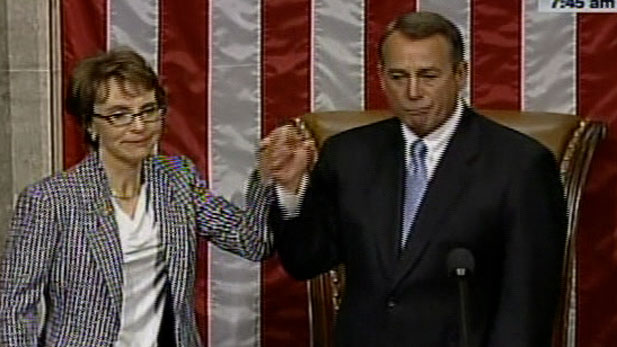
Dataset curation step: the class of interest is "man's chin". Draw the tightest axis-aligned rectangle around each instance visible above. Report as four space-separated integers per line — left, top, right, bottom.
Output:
397 116 428 134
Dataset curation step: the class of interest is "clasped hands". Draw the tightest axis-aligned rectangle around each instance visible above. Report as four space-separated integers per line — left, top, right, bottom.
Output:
259 120 318 194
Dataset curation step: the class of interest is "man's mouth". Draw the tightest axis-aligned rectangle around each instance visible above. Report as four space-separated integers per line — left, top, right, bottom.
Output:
403 106 430 115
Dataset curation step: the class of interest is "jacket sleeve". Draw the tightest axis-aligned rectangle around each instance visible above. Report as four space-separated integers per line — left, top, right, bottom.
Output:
487 148 567 346
178 156 275 261
0 185 57 346
270 138 342 280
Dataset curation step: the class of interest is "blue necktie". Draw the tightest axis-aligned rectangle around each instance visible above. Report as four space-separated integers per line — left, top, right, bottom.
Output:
401 140 428 249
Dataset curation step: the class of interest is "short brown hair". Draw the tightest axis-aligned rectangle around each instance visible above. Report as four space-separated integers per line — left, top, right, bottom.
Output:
378 12 464 66
66 48 166 146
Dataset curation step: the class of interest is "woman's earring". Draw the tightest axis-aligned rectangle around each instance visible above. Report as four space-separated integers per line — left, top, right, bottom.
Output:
90 131 98 142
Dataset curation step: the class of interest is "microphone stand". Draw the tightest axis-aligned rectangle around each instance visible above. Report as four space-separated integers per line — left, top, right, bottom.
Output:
455 268 470 347
447 247 474 347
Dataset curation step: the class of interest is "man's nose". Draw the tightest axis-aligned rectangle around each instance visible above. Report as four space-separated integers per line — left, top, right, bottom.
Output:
407 78 422 100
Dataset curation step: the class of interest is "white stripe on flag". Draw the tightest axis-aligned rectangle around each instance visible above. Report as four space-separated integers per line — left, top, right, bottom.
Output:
523 0 576 113
310 0 316 111
108 0 160 70
209 0 262 346
418 0 471 101
313 0 366 111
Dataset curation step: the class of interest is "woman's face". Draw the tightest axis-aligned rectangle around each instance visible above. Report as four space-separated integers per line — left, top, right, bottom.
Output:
90 78 163 166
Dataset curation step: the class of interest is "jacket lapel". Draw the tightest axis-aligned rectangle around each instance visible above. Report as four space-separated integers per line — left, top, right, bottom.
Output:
79 154 185 314
145 156 184 308
393 109 480 285
79 152 125 314
366 118 405 275
144 156 177 263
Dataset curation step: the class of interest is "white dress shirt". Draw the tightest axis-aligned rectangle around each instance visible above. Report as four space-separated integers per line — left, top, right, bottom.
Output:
112 184 167 347
400 100 463 180
276 100 464 216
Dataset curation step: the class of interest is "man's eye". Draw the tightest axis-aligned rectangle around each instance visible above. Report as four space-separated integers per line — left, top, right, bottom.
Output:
389 74 405 81
421 74 438 79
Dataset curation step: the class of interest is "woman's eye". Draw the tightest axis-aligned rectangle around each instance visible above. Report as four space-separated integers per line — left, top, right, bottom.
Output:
110 113 129 119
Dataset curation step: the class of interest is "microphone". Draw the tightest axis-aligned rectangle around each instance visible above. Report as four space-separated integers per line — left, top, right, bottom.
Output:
447 248 475 347
447 247 475 277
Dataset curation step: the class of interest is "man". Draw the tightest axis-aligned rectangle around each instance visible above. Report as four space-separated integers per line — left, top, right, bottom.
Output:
261 12 566 346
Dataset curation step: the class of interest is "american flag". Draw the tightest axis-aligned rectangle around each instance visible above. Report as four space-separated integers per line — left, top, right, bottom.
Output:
60 0 617 346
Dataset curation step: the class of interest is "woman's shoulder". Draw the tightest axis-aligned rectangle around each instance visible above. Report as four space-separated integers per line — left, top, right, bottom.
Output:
20 151 106 199
150 154 200 177
151 154 194 170
150 154 202 185
17 169 81 203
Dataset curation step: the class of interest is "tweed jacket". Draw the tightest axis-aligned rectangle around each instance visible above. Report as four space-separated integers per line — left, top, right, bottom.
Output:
0 152 274 346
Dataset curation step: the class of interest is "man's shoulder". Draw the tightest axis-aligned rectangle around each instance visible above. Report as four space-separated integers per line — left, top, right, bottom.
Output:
470 109 556 160
324 116 400 147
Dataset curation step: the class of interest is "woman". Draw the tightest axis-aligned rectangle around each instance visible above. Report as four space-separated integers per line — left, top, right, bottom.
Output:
0 49 273 346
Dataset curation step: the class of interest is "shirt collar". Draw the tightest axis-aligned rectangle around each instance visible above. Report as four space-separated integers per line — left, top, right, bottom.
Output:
400 99 464 170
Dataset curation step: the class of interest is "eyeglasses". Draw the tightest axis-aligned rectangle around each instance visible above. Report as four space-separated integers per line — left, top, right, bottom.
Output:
92 107 165 127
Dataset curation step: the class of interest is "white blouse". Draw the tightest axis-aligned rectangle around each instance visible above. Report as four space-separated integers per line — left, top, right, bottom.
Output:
112 184 167 347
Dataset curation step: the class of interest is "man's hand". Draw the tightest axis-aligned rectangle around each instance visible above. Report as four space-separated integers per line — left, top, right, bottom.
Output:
259 122 317 193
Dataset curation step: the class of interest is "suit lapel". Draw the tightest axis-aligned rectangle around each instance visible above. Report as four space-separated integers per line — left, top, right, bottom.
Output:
80 152 125 314
366 119 405 274
393 109 480 285
145 157 178 265
146 156 183 308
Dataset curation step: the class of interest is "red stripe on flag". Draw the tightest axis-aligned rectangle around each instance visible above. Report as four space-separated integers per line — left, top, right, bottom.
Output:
61 0 108 169
576 14 617 346
365 1 416 110
158 0 209 343
261 0 312 132
470 0 521 109
158 0 209 175
261 0 312 346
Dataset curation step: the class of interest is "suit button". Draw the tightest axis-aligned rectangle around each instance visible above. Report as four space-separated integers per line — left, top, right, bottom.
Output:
387 299 396 310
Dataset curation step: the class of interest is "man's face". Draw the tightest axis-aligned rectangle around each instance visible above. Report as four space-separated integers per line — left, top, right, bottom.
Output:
379 32 467 136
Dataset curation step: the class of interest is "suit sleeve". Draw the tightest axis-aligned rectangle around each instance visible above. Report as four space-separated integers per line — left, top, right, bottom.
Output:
488 148 567 346
270 139 342 280
182 157 275 261
0 185 57 346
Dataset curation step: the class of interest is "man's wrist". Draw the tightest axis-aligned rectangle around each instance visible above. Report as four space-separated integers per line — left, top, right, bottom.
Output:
275 174 309 219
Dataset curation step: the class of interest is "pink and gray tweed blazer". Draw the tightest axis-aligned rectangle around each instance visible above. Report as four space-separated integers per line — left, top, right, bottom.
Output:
0 152 273 346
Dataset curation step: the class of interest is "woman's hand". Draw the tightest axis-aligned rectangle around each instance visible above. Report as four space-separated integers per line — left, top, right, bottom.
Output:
259 123 317 193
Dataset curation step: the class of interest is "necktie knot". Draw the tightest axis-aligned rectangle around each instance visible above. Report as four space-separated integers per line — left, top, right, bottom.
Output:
410 140 427 174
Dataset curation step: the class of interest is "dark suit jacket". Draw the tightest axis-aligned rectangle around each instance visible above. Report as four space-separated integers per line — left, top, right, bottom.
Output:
271 108 566 347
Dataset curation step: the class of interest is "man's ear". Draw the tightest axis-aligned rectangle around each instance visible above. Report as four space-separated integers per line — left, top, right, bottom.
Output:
454 61 468 91
378 63 386 91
